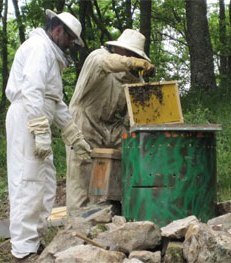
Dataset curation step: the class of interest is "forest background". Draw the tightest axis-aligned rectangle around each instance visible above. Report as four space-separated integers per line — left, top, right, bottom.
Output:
0 0 231 211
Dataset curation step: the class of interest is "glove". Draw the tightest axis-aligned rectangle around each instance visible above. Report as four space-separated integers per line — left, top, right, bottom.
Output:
72 137 91 160
28 115 50 134
129 57 155 76
34 132 52 159
62 120 91 160
28 115 52 159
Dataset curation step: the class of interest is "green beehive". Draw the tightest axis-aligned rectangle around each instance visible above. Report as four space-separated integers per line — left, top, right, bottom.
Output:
122 124 221 227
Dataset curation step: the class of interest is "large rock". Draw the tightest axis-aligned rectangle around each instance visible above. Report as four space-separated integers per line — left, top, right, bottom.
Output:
183 222 231 263
105 215 127 231
207 213 231 233
85 206 113 224
161 216 199 239
54 244 126 263
94 221 161 253
123 258 143 263
129 250 161 263
38 229 84 263
38 217 92 263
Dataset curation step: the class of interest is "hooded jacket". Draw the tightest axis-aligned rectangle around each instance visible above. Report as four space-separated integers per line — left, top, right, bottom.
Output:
6 28 72 128
69 47 140 147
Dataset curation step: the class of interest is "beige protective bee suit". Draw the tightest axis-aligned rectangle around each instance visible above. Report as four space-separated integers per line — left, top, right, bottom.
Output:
5 27 90 258
66 45 152 212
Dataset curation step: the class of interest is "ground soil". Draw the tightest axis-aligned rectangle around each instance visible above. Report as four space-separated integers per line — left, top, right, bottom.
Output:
0 179 66 262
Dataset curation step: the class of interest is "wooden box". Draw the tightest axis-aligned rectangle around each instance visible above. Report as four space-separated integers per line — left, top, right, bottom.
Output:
89 148 121 202
124 80 183 126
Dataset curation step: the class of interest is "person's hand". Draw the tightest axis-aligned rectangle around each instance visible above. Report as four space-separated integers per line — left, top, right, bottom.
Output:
34 132 52 159
130 57 155 76
72 138 91 160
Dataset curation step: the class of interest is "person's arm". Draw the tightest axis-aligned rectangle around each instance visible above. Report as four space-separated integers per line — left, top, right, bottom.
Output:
53 100 91 160
19 41 54 159
21 42 50 120
102 53 154 76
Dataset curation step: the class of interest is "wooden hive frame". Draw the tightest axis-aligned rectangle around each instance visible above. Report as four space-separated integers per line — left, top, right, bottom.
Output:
124 80 184 127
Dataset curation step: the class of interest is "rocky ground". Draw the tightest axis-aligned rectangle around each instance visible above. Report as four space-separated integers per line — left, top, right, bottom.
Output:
1 181 231 263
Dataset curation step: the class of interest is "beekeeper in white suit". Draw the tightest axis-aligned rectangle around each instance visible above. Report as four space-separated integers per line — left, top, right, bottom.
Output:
66 29 155 213
5 9 91 260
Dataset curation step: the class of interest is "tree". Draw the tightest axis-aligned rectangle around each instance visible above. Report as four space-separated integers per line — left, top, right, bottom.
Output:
228 0 231 75
219 0 227 76
12 0 25 43
185 0 217 90
140 0 152 57
0 0 8 107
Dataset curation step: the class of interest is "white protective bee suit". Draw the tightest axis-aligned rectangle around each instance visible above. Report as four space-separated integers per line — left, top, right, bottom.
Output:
66 44 153 212
5 27 83 258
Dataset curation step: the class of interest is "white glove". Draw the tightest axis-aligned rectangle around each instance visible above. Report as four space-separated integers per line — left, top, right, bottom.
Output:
27 115 52 159
72 138 91 160
62 120 91 160
34 132 52 159
28 115 50 134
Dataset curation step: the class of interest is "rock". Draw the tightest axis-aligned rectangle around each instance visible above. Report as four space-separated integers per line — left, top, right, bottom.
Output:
216 200 231 215
38 229 84 263
129 250 161 263
161 216 199 239
207 213 231 233
112 215 127 225
94 221 161 253
54 244 126 263
183 222 231 263
123 258 144 263
164 242 185 263
105 215 127 231
85 205 113 224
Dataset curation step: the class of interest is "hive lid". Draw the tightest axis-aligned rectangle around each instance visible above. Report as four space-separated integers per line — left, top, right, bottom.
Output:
91 148 121 159
130 123 222 132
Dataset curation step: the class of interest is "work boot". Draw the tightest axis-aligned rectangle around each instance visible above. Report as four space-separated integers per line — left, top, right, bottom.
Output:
12 243 45 262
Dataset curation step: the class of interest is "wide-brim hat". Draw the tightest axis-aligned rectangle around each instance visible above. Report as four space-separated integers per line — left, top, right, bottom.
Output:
46 9 84 47
105 29 150 62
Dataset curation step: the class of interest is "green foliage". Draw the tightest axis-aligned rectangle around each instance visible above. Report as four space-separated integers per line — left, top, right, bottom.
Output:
183 104 213 124
51 126 67 180
181 86 231 201
0 110 8 208
150 0 190 90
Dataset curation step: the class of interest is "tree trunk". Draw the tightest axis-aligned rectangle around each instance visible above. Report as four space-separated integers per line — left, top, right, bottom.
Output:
12 0 25 43
78 0 91 67
228 0 231 75
185 0 217 90
55 0 65 13
219 0 227 76
140 0 152 58
1 0 8 107
125 0 132 28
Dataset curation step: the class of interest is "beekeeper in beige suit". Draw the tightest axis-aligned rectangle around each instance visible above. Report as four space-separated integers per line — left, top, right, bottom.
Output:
66 29 155 213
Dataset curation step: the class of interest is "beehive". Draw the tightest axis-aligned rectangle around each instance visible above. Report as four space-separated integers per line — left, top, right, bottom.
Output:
89 148 121 202
124 80 183 126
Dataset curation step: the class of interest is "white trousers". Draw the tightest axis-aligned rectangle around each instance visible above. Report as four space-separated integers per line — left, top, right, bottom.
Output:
6 101 56 258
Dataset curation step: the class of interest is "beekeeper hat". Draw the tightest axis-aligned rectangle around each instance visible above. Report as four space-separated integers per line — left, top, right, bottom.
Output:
46 9 84 47
105 29 150 62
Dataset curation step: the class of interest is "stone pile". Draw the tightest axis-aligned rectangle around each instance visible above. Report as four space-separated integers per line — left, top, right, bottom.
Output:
38 202 231 263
